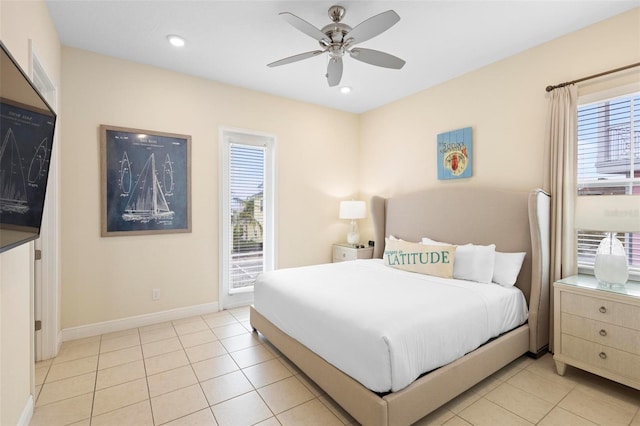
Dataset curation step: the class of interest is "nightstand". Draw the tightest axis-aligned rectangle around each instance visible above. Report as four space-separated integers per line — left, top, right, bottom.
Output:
553 274 640 390
332 243 374 263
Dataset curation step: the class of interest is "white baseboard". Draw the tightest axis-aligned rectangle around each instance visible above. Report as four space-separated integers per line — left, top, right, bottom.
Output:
17 394 33 426
61 302 219 342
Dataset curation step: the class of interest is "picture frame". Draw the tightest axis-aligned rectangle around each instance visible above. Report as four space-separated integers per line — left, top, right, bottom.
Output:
437 127 472 180
100 125 191 236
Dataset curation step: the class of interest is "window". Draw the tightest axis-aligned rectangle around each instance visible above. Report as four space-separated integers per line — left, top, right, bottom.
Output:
220 128 275 308
577 91 639 278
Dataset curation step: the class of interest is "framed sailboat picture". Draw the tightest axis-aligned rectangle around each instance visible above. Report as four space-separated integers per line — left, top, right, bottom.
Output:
100 125 191 236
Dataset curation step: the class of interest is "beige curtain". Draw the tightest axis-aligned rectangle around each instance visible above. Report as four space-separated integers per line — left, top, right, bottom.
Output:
543 84 578 351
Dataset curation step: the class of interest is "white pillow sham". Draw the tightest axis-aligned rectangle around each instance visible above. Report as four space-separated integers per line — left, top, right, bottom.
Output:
421 237 495 284
493 251 526 287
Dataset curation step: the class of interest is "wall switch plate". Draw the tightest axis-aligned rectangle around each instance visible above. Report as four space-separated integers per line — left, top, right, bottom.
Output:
152 289 160 301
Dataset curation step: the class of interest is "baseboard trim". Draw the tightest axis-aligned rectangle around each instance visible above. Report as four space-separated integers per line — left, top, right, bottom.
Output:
61 302 219 342
17 394 33 426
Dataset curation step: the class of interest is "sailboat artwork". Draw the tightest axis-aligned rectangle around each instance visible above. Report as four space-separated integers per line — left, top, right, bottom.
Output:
102 125 190 236
122 152 175 223
0 128 29 214
0 99 56 242
27 137 50 185
163 153 175 196
119 151 132 195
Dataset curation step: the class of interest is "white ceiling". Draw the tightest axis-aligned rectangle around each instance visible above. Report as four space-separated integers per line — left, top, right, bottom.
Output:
45 1 639 113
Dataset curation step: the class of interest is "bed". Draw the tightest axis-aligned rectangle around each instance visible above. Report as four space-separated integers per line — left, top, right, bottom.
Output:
250 187 550 426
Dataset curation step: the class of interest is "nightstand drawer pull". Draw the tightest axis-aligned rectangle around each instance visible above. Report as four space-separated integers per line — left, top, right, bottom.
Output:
599 306 607 314
599 329 607 337
599 352 607 360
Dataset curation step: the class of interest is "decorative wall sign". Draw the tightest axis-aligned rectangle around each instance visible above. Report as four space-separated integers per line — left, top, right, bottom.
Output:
437 127 472 180
101 125 191 236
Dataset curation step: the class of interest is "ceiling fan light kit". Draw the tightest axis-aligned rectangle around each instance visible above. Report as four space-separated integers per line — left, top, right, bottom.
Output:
268 5 405 87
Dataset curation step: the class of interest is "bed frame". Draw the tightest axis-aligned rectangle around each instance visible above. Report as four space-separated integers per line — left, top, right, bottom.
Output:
250 187 550 426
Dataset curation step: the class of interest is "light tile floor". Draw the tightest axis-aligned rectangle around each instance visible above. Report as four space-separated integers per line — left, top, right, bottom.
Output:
31 306 640 426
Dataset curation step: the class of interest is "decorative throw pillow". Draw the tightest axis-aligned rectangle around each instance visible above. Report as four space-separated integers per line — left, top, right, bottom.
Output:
421 237 496 284
493 251 526 287
384 238 456 278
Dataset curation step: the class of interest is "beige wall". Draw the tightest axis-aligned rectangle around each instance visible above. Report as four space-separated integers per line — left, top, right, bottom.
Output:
0 0 61 423
358 8 640 240
60 48 359 328
0 245 33 425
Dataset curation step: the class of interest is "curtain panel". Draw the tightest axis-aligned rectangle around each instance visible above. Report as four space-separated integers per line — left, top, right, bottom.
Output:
543 84 578 351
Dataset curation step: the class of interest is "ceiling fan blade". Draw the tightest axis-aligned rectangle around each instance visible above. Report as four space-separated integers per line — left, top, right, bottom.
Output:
350 48 405 69
268 50 324 67
280 12 330 43
326 57 343 87
346 10 400 45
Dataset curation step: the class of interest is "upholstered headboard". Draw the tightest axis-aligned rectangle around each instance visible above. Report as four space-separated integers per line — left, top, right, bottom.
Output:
370 187 550 355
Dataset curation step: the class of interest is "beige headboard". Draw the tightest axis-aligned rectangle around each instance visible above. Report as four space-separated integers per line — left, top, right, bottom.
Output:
370 187 550 355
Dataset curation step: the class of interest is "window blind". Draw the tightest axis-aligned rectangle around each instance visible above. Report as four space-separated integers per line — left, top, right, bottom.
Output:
577 92 640 277
228 142 266 291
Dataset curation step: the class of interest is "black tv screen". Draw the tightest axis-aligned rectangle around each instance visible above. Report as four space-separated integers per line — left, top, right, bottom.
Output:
0 41 57 254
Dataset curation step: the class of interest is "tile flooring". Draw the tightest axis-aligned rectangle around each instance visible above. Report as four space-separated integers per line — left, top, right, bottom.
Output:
31 306 640 426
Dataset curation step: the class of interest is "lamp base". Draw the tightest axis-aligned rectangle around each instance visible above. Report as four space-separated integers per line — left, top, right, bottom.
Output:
594 233 628 287
346 220 360 245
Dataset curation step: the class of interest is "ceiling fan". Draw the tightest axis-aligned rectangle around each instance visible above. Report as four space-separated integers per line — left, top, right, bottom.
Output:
268 5 406 87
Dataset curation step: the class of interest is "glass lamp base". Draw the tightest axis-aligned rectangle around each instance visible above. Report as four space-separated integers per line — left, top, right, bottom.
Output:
346 220 360 245
594 233 628 287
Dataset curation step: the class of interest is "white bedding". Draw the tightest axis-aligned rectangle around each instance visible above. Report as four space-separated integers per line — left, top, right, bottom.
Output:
254 259 528 393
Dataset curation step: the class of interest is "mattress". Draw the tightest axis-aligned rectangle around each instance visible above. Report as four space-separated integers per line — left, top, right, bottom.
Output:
253 259 528 393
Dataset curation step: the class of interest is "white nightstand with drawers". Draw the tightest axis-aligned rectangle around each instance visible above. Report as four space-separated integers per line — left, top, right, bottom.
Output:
332 243 374 263
553 274 640 390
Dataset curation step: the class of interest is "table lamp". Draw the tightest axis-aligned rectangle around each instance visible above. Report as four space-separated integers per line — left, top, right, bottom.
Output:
575 194 640 286
339 200 366 245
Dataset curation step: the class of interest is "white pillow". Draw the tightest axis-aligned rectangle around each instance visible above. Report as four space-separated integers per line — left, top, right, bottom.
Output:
421 237 495 284
493 251 526 287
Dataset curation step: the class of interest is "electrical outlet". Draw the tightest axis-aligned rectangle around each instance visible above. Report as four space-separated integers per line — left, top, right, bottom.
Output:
152 289 160 301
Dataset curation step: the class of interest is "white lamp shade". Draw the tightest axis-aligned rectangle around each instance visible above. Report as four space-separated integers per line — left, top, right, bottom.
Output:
339 200 366 220
575 195 640 232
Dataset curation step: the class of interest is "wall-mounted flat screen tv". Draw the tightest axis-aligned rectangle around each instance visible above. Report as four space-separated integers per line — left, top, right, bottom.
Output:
0 41 57 254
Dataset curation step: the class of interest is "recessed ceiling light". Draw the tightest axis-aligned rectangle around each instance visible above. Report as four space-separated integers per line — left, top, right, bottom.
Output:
167 35 185 47
340 86 352 94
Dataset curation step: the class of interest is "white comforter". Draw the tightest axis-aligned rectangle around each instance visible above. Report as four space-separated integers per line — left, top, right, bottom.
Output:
254 259 528 393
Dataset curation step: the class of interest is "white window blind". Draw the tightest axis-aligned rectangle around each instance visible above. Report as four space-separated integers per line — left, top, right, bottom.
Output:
577 92 640 277
228 143 266 292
